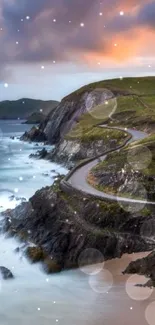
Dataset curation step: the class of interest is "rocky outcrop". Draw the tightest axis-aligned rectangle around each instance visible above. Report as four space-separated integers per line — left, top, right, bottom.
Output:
49 138 118 168
3 179 155 272
29 148 48 159
21 126 47 142
123 251 155 287
0 267 14 280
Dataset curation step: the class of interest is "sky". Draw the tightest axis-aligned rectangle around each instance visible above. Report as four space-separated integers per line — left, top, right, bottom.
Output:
0 0 155 101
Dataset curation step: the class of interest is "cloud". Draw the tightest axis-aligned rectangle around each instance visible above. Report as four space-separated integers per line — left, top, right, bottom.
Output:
0 0 155 80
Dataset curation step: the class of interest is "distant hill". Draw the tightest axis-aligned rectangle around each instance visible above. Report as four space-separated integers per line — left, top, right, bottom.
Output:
0 98 59 121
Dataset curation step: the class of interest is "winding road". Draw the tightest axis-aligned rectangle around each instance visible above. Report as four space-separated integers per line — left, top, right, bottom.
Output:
66 126 155 206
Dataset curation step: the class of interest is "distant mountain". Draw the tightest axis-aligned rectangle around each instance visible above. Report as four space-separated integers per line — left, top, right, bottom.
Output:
0 98 59 121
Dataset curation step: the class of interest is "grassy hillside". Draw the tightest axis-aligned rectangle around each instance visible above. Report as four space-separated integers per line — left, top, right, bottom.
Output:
0 98 59 120
65 77 155 142
64 76 155 101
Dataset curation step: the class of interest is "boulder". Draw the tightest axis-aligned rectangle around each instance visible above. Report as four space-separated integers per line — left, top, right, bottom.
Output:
0 267 14 279
25 246 46 263
21 126 47 142
42 257 62 274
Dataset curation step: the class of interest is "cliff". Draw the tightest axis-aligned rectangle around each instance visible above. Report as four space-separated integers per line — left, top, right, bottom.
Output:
3 177 155 272
21 76 155 150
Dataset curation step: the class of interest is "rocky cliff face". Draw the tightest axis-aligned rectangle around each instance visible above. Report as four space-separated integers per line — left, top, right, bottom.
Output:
22 88 115 144
49 138 118 168
3 178 155 272
123 251 155 287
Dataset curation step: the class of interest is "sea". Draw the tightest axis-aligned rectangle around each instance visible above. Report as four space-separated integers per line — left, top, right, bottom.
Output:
0 120 154 325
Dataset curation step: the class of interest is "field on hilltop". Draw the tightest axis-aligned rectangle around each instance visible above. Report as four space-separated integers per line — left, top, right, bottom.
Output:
65 76 155 142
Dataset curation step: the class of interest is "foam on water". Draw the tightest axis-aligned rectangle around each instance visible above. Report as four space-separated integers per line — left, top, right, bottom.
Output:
0 120 67 210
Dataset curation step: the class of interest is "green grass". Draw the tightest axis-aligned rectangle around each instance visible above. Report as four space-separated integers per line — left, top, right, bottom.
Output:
65 79 155 143
66 125 128 143
64 77 155 102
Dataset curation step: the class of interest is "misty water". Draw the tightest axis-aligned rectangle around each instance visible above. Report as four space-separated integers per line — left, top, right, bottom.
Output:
0 121 154 325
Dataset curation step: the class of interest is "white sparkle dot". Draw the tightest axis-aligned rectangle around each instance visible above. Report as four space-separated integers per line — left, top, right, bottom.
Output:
46 278 49 282
69 20 71 23
120 11 124 16
130 307 133 310
120 76 123 80
4 83 8 88
56 320 59 323
80 23 84 27
105 101 108 105
148 65 151 68
99 12 103 16
8 158 11 161
16 41 19 45
37 307 40 311
14 188 19 193
98 62 101 65
40 109 43 112
114 43 117 47
33 175 36 179
0 28 3 31
53 60 56 64
19 177 23 181
21 18 24 22
53 301 56 304
53 19 56 22
26 16 30 20
17 29 20 32
41 65 45 70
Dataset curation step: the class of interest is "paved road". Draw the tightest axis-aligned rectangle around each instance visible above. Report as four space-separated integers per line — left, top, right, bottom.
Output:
67 126 155 205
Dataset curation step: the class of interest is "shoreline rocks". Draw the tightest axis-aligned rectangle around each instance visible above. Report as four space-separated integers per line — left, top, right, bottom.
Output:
0 267 14 280
123 251 155 287
21 126 47 143
3 178 155 274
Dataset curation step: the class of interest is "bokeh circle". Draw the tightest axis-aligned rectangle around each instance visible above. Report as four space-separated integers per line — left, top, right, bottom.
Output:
127 145 152 170
126 274 153 301
89 269 113 293
78 248 104 275
117 180 147 213
85 88 117 120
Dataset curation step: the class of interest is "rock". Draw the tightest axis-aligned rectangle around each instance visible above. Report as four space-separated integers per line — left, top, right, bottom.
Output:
14 247 20 253
38 148 48 159
21 126 47 143
10 136 15 140
0 266 14 279
42 257 62 274
2 180 155 272
123 251 155 286
25 246 46 263
29 148 48 159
